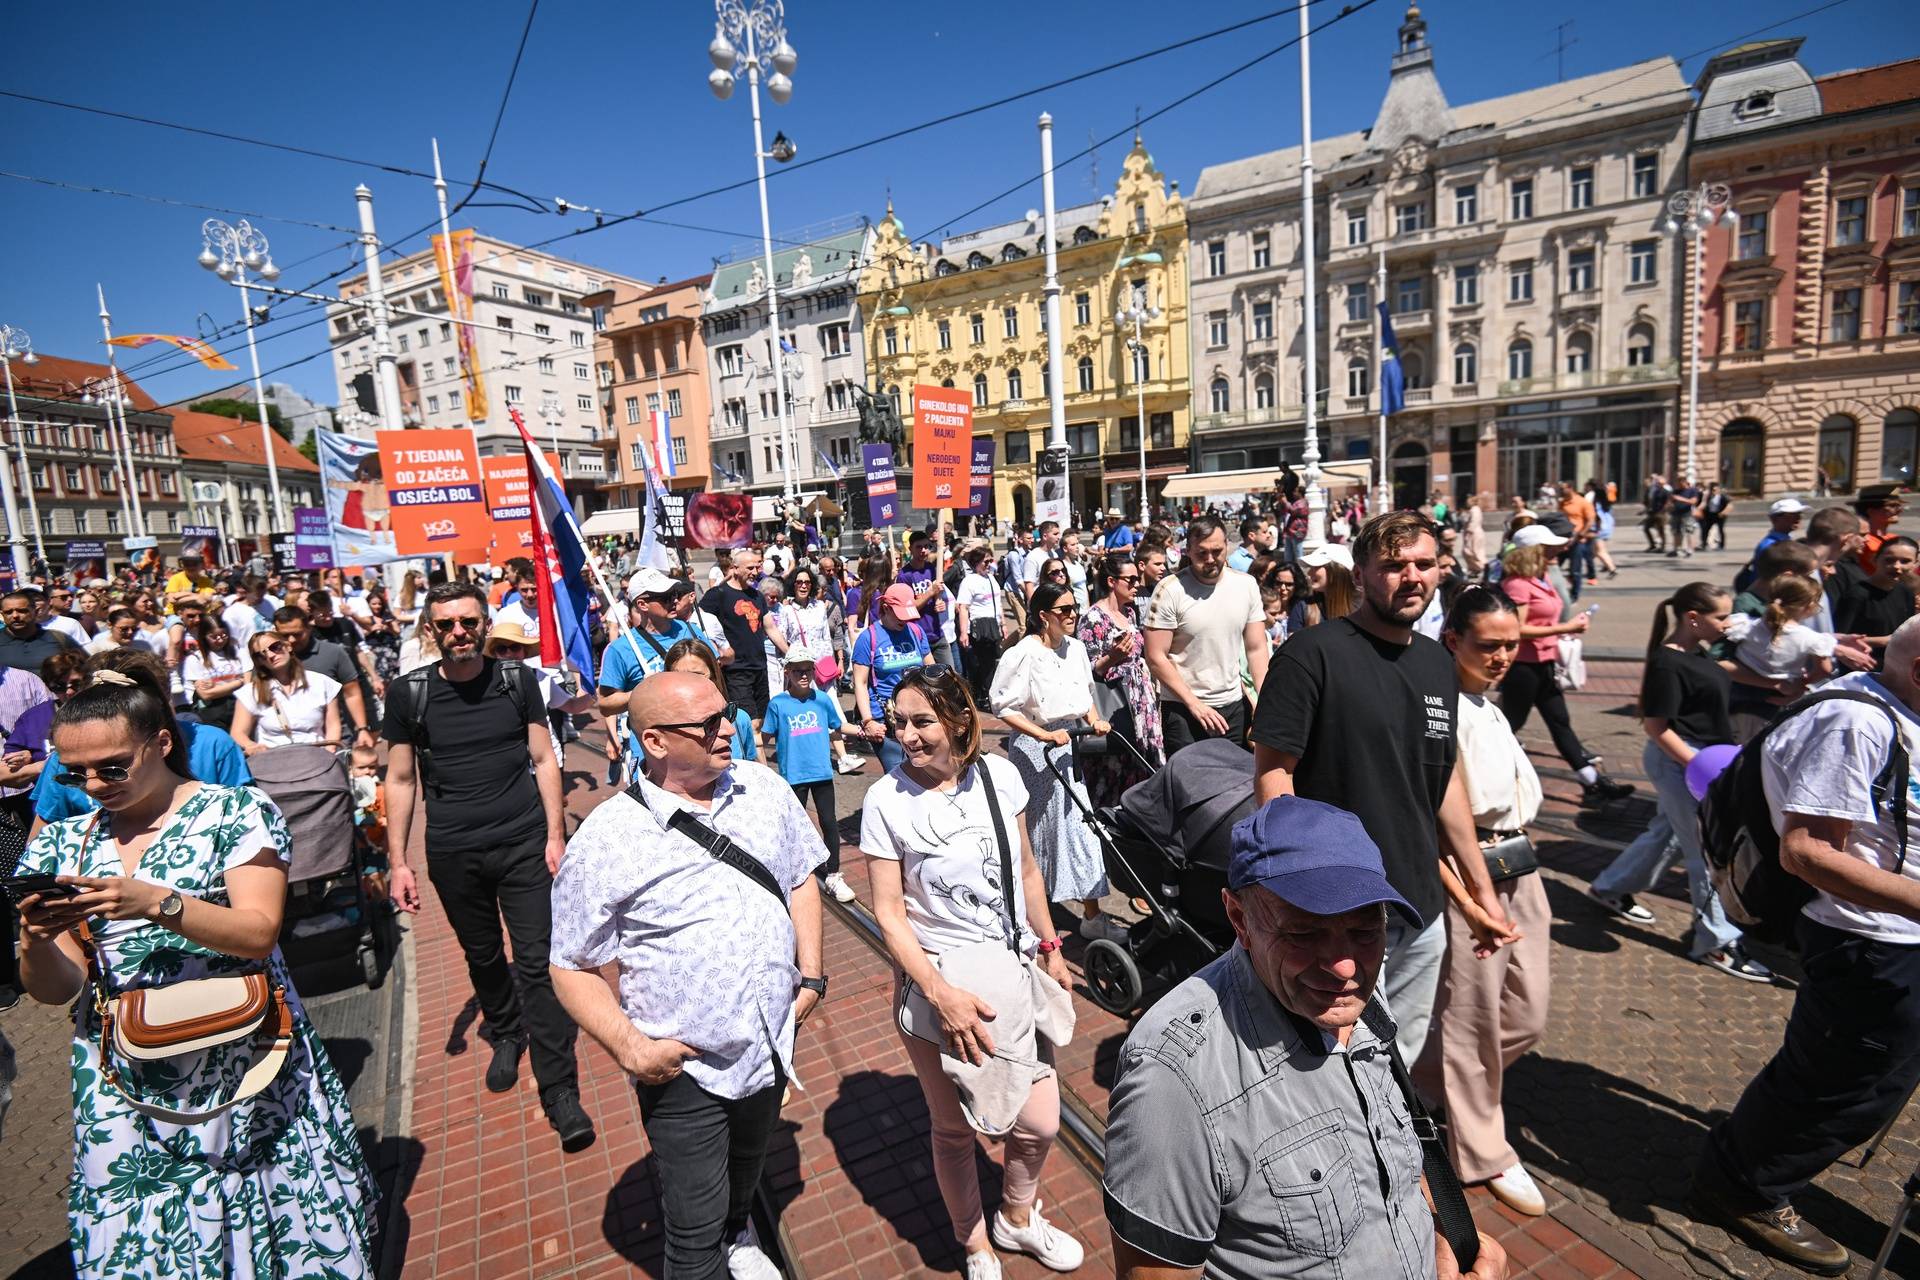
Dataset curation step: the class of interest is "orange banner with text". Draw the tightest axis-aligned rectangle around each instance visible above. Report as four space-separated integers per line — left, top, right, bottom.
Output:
379 429 491 556
910 384 973 508
481 453 560 559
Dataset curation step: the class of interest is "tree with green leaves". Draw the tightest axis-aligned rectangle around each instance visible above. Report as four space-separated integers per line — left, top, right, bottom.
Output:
188 398 291 441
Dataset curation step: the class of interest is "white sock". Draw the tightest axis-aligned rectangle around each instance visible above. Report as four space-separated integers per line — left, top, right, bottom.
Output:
1576 764 1600 785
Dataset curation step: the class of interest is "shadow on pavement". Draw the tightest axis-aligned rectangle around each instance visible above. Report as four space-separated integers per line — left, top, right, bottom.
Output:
822 1068 968 1272
598 1155 666 1277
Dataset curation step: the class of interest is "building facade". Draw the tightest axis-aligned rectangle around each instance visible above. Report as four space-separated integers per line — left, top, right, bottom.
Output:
171 409 323 559
584 273 714 510
195 380 335 446
860 137 1191 524
327 232 648 514
1191 6 1690 509
701 220 874 515
1687 44 1920 495
4 353 188 565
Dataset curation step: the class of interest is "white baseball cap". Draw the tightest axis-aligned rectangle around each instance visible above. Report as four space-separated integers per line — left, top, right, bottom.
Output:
783 643 817 667
1769 497 1809 516
627 568 677 599
1299 543 1354 569
1511 524 1569 548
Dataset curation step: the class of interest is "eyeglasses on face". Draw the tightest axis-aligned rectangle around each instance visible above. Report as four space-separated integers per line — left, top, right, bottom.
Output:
54 736 155 786
432 615 485 634
259 640 292 655
653 703 739 745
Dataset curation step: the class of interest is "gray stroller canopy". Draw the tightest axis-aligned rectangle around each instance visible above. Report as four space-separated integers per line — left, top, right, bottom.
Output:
1117 738 1254 873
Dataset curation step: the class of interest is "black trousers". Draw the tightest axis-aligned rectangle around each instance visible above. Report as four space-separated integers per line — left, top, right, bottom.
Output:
962 631 1003 710
637 1067 786 1279
425 827 578 1095
1702 917 1920 1208
790 778 838 875
1161 697 1250 757
1499 659 1592 773
725 662 770 723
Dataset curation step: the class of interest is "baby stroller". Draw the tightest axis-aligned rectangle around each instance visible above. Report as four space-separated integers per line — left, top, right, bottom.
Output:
250 745 397 989
1048 736 1252 1015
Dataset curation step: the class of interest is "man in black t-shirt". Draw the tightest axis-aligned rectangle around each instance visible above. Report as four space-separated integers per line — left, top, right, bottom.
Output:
701 546 771 728
1250 512 1514 1063
383 581 594 1152
1836 536 1919 667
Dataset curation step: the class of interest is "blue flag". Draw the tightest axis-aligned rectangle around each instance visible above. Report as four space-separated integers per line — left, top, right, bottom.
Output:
1377 302 1406 417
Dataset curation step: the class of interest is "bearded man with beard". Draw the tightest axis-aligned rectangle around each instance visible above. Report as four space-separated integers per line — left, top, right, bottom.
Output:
1249 511 1517 1064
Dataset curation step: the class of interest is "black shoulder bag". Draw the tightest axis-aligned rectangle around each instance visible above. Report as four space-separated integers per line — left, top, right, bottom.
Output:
1361 1002 1480 1275
628 781 786 906
977 763 1021 953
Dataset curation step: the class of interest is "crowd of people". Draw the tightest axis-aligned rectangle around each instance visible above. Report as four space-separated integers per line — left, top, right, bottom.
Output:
2 474 1917 1280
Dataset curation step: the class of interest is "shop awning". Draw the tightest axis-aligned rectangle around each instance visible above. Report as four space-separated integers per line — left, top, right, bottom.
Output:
805 494 844 517
1160 461 1371 500
578 507 641 537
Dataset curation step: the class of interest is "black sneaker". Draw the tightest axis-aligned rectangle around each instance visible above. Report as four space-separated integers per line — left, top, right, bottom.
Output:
1581 774 1635 806
543 1085 597 1153
485 1035 525 1093
1698 943 1775 984
0 983 20 1013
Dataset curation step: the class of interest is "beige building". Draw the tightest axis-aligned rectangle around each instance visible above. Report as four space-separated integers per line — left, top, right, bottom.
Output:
1189 5 1690 507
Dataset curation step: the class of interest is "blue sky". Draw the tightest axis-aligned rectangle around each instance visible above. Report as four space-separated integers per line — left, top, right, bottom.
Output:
2 0 1906 413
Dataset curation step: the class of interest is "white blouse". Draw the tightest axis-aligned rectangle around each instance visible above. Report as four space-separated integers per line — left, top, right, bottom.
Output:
1456 690 1543 832
989 634 1095 724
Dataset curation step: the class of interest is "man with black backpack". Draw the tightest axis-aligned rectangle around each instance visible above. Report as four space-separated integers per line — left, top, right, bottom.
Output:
383 580 595 1152
1691 616 1920 1275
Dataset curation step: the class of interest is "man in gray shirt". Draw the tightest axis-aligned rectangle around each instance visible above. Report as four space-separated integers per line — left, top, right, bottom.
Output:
1103 796 1508 1280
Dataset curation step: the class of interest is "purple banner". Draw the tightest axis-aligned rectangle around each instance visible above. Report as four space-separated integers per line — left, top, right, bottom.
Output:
293 507 335 570
862 443 898 529
964 438 996 517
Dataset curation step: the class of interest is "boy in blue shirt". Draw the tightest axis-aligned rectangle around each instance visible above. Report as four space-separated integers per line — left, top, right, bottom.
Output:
761 645 856 903
851 583 934 772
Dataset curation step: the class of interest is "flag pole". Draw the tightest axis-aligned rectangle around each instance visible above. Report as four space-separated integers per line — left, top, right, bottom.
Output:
1375 241 1391 514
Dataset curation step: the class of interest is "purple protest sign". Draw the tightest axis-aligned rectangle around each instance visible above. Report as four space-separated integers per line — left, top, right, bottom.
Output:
964 438 996 517
862 443 898 528
293 507 335 569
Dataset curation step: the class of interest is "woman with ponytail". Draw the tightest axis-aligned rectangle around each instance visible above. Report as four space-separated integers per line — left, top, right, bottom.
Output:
1589 582 1774 983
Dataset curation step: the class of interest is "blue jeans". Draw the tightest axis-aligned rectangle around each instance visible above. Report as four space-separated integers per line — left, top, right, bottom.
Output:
1592 739 1742 957
878 731 905 772
1567 540 1595 599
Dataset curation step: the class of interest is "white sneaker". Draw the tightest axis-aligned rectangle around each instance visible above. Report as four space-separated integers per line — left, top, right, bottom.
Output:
725 1222 782 1280
990 1201 1085 1271
1078 914 1130 944
965 1251 1003 1280
822 872 857 904
1486 1162 1546 1216
835 753 865 774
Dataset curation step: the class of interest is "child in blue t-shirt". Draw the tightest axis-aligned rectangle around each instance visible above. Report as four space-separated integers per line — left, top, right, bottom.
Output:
762 646 856 903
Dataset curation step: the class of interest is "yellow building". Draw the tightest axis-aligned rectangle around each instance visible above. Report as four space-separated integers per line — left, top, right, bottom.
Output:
859 136 1190 525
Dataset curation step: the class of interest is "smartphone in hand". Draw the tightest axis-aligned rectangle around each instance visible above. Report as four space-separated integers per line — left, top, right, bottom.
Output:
2 874 78 904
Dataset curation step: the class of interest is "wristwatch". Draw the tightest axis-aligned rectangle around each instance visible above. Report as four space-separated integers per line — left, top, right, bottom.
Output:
798 975 829 999
155 891 184 922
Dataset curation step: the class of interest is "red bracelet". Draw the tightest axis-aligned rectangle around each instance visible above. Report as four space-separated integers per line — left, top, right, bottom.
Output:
1035 936 1063 954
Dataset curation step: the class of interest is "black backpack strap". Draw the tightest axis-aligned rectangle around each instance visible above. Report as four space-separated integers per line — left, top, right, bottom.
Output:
1361 1001 1480 1276
1762 688 1911 872
493 659 537 726
630 782 786 906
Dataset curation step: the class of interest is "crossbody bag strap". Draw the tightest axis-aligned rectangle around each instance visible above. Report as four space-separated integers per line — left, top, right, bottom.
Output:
976 764 1020 953
1360 1000 1480 1275
631 784 787 906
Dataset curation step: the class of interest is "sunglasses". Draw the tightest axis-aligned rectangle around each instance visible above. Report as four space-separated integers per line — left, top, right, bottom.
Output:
1049 607 1081 621
1046 569 1068 578
654 703 740 745
259 640 291 655
432 616 485 634
54 737 155 786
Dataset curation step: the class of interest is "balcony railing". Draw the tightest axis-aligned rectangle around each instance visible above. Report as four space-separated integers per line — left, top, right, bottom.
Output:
1497 359 1678 398
710 415 750 439
1192 405 1309 433
1404 387 1433 404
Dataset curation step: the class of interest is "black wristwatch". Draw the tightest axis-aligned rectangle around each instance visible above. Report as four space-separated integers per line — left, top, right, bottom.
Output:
799 975 829 999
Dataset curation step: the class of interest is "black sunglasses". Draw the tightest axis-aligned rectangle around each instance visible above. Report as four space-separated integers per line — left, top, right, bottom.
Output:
432 616 485 634
654 703 739 744
54 737 155 786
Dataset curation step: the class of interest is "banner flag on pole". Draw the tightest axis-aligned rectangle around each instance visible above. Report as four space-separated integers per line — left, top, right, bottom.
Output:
106 333 237 371
651 409 677 479
816 446 842 480
636 449 677 573
509 407 593 677
1376 302 1406 418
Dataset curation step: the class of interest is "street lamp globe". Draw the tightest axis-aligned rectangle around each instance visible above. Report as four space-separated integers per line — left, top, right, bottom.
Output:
21 352 35 366
259 258 281 282
765 72 793 105
770 38 798 75
197 246 220 271
708 67 735 99
708 33 737 68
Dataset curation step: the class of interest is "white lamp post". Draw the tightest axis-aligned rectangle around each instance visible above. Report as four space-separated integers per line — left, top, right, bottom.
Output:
1664 182 1736 487
198 218 286 526
1114 271 1162 527
709 0 801 504
0 326 41 576
79 376 137 542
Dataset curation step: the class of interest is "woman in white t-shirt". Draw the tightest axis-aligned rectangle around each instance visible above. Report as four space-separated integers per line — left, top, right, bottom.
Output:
989 582 1120 941
231 630 342 753
1414 586 1554 1219
954 546 1003 709
860 667 1080 1280
181 618 252 730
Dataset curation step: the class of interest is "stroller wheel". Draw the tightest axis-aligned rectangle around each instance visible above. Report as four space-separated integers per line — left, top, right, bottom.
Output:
1082 939 1143 1015
360 945 382 989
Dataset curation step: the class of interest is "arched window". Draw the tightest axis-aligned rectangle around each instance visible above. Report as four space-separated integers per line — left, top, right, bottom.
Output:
1210 377 1231 413
1453 343 1477 386
1012 484 1033 526
935 259 958 277
1077 356 1095 393
1565 331 1593 374
1001 243 1026 262
1721 419 1765 495
972 373 989 407
1348 359 1372 399
1884 408 1920 484
1132 345 1151 384
887 385 901 415
1401 350 1425 390
1007 367 1024 401
1254 373 1275 411
1626 322 1656 368
1507 338 1533 380
1818 413 1856 494
1073 226 1097 245
941 377 955 389
967 251 991 270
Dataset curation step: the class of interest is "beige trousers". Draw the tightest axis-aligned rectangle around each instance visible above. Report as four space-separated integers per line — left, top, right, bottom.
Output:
1414 872 1553 1183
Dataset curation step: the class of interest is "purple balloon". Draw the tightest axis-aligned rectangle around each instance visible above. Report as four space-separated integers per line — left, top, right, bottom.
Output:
1686 743 1742 802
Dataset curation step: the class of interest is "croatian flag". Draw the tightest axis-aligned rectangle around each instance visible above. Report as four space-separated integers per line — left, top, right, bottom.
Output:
651 408 677 478
508 407 594 678
817 445 842 480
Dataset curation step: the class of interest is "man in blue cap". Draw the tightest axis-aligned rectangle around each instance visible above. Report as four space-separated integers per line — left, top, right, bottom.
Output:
1102 795 1508 1280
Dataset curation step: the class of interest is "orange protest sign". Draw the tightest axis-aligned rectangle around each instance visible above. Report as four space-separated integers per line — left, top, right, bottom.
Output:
910 384 972 509
378 429 490 556
483 456 535 556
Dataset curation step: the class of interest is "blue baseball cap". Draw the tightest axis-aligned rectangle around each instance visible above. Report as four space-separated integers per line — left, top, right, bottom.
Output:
1228 797 1423 928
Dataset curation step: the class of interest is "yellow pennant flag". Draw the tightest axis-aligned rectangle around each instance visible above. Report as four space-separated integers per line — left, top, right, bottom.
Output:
106 333 238 372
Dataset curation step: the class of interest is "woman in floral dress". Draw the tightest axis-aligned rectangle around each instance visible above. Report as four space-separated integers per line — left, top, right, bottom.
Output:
1076 552 1163 810
14 671 375 1279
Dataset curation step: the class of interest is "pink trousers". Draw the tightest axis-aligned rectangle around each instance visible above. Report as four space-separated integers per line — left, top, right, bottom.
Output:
902 1031 1061 1249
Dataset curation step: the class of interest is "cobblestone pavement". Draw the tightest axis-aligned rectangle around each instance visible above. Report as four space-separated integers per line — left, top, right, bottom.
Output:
0 982 77 1277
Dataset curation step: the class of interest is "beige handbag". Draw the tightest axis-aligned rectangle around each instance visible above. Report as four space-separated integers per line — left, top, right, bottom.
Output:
76 811 293 1125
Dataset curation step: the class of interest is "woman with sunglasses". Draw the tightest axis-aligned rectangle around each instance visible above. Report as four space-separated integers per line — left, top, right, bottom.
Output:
127 591 170 661
1077 553 1161 810
661 639 757 762
991 582 1123 942
182 619 250 731
231 632 342 756
14 667 375 1278
767 567 837 669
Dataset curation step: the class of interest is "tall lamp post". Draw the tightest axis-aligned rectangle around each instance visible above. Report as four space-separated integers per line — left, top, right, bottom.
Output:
1664 182 1736 487
197 218 287 527
1115 272 1161 526
0 326 41 576
79 376 138 540
708 0 801 505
